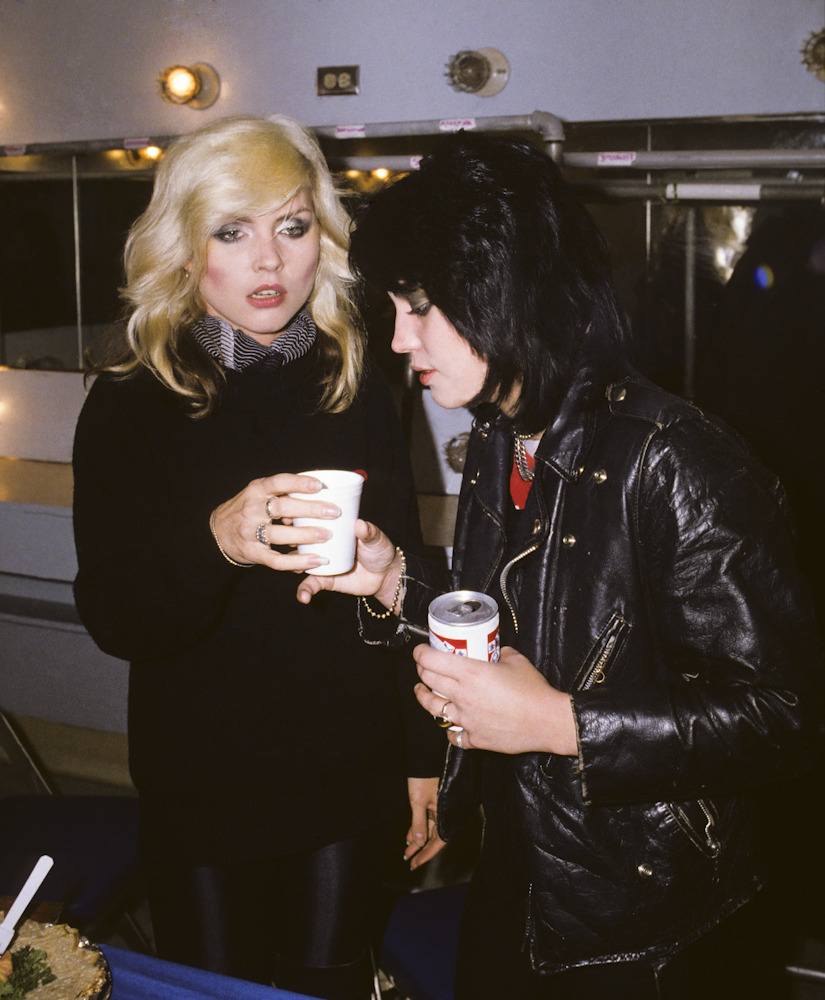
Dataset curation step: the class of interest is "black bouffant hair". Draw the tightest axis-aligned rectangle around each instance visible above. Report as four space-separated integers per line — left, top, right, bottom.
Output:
349 130 631 429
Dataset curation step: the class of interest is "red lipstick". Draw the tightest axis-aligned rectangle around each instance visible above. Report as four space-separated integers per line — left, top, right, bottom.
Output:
247 284 286 309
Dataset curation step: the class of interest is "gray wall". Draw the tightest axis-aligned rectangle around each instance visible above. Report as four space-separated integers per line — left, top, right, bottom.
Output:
0 0 823 146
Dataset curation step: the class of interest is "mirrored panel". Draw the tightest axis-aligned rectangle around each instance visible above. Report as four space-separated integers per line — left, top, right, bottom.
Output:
1 114 822 375
0 149 157 370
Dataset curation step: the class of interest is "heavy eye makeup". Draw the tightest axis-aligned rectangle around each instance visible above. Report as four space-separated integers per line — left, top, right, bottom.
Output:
210 209 314 246
275 213 313 239
402 289 433 317
212 222 250 244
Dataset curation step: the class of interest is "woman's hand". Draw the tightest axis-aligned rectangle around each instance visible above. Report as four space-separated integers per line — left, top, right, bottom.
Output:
210 473 341 572
414 645 578 757
296 520 401 605
404 776 446 870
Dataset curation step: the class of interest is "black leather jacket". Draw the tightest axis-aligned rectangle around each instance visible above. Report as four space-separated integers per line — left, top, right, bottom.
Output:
390 368 822 973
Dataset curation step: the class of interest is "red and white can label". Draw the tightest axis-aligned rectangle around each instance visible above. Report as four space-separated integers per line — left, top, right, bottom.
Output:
428 591 500 662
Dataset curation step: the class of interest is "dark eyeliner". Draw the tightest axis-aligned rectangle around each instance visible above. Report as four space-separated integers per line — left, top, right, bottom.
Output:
212 224 242 243
407 292 432 316
279 216 311 238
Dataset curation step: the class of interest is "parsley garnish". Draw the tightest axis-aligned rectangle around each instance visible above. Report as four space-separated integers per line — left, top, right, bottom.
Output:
0 945 57 998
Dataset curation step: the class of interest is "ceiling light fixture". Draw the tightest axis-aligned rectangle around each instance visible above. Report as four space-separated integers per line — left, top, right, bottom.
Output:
801 28 825 82
445 48 509 97
158 63 221 109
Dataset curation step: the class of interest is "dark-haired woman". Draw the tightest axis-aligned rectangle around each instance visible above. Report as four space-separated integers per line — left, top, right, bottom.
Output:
298 131 822 999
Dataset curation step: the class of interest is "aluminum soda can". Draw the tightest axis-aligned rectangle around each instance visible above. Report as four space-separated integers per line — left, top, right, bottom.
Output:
428 591 501 662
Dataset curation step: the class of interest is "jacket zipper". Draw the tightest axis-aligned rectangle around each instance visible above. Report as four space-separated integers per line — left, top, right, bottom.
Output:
664 798 721 859
576 614 629 691
581 633 616 689
499 539 543 634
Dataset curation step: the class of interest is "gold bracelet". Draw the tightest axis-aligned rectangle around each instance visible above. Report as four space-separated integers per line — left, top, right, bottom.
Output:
360 548 405 619
210 509 252 568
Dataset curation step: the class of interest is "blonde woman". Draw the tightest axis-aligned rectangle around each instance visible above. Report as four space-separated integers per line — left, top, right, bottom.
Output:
73 115 443 999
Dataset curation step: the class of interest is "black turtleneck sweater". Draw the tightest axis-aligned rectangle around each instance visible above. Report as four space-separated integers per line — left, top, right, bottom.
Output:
72 343 443 865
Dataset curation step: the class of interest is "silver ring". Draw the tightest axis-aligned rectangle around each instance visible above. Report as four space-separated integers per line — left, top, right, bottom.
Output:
256 522 269 546
265 496 276 520
455 730 465 749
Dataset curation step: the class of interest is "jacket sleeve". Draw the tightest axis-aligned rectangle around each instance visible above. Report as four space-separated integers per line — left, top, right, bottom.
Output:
572 419 824 805
72 375 246 662
358 368 448 777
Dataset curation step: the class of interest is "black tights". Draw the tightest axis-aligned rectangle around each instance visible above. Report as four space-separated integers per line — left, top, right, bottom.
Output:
145 817 400 1000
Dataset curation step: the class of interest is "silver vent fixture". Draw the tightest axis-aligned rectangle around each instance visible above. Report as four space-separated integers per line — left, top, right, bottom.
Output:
445 48 510 97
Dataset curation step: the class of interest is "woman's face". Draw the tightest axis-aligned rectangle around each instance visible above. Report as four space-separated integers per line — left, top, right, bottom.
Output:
389 290 488 409
198 190 320 345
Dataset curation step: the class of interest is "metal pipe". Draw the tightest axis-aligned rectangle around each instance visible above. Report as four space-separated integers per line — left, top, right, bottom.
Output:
314 109 566 145
569 179 825 202
1 111 567 165
328 160 824 201
683 207 696 402
5 118 823 182
562 148 825 171
645 125 652 273
1 135 177 158
327 155 425 173
322 145 823 201
71 155 83 369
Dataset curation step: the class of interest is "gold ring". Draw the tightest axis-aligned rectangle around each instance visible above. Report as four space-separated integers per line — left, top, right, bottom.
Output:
265 496 276 520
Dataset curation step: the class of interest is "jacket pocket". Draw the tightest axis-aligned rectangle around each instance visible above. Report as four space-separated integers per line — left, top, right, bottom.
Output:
574 612 631 691
663 797 721 861
539 614 631 780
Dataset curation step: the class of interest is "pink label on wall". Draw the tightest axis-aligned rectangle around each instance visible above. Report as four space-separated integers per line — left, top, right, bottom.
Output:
439 118 476 132
597 151 637 166
335 124 366 138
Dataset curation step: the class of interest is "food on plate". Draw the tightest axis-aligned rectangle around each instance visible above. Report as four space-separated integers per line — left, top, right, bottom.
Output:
0 944 56 997
0 915 109 999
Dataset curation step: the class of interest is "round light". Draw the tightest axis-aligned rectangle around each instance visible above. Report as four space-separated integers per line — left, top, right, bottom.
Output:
158 63 220 109
445 47 509 97
162 66 200 103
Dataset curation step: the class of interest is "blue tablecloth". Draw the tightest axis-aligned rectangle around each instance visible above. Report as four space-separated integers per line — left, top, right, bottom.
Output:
101 945 321 1000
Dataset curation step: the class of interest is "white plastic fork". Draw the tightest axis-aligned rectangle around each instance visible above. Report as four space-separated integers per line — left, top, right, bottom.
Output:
0 855 54 957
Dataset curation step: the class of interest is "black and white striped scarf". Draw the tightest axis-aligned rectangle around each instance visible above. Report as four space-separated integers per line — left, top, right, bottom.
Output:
191 310 316 371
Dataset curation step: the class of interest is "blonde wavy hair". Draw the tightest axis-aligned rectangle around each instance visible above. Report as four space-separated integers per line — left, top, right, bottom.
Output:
101 114 364 416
